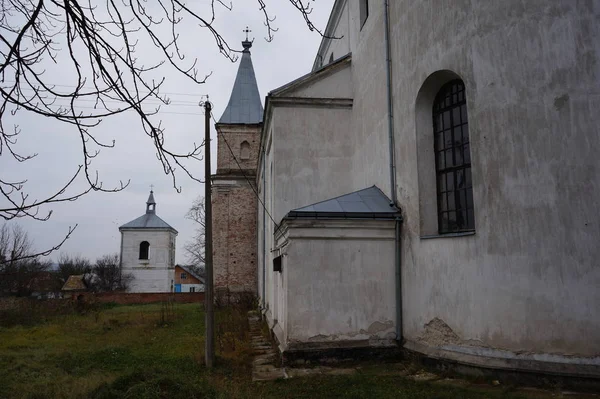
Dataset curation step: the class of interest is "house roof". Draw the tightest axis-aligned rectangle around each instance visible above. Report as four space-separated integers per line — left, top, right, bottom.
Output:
218 40 263 124
176 265 204 284
119 191 178 232
286 186 400 220
61 275 87 291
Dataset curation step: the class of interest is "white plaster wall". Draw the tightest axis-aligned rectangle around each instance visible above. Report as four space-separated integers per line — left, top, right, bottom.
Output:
272 106 355 223
387 0 600 357
287 65 353 99
121 229 176 293
314 0 352 70
259 0 600 360
282 221 396 349
181 284 204 292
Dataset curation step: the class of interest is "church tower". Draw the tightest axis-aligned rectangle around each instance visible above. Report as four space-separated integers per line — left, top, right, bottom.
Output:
212 35 262 295
119 191 178 292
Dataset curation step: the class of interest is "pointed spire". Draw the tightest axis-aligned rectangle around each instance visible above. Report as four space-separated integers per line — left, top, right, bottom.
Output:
146 190 156 214
218 29 263 124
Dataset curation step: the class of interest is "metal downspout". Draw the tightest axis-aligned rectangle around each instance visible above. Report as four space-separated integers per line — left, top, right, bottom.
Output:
384 0 402 342
262 149 266 311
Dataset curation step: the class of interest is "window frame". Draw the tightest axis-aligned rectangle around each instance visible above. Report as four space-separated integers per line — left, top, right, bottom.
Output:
432 79 475 234
139 241 150 260
181 272 187 280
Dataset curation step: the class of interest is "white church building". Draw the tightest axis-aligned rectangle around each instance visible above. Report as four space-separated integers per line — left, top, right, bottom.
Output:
119 191 177 293
239 0 599 378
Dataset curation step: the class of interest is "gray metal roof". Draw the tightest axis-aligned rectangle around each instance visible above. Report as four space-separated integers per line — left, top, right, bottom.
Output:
286 186 400 220
119 191 178 232
119 213 177 231
218 40 263 124
147 191 156 205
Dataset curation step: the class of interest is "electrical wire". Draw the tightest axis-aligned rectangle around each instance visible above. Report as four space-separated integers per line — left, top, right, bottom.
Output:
209 112 279 230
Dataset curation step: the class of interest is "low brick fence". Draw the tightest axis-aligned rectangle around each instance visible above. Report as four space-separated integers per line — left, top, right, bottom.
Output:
77 292 205 305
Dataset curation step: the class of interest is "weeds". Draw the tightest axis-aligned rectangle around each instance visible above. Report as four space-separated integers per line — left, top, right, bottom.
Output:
0 297 99 327
158 297 176 326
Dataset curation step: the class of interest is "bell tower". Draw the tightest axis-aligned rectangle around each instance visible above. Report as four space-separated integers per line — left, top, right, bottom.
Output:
211 32 262 295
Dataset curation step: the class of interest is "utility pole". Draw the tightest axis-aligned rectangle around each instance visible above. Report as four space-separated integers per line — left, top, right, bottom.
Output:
204 100 214 368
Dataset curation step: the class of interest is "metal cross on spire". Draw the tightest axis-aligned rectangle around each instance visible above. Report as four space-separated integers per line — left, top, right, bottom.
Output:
150 184 154 191
243 26 251 41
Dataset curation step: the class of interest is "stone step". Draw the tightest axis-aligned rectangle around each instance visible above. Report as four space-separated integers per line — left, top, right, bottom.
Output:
253 357 275 366
254 349 276 356
252 369 287 382
253 345 273 351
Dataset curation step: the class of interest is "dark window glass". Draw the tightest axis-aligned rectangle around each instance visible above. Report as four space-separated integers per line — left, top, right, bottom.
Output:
433 80 475 233
139 241 150 260
360 0 369 28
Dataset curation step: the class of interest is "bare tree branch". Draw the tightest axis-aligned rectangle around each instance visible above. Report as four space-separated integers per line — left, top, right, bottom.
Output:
184 194 205 267
1 0 328 256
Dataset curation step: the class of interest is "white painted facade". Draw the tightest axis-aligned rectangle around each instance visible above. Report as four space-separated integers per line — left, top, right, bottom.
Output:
257 0 600 376
180 283 204 293
271 219 397 352
120 229 176 293
119 192 177 293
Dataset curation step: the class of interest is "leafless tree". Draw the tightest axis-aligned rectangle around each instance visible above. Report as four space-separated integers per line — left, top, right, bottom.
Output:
1 0 326 258
87 253 131 292
0 223 51 295
184 195 205 275
56 252 91 282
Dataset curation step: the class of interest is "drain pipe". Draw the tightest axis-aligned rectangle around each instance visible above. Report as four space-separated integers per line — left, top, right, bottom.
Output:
384 0 397 205
261 149 267 311
384 0 402 342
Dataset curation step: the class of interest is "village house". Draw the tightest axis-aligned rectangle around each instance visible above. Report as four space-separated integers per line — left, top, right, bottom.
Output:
173 265 205 293
213 0 599 378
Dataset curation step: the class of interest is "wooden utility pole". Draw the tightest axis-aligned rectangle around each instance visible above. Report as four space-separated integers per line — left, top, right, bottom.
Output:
204 100 214 368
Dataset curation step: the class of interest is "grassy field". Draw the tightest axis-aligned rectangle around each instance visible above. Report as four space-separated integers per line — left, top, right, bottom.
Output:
0 302 588 399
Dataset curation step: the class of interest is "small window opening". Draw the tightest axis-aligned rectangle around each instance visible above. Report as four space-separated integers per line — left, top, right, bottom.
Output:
329 52 334 64
273 255 282 273
181 272 187 280
190 287 196 293
360 0 369 28
139 241 150 260
240 141 250 160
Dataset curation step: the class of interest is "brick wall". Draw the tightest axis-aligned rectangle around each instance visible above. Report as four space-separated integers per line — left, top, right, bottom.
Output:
215 124 261 174
78 292 204 305
212 123 260 293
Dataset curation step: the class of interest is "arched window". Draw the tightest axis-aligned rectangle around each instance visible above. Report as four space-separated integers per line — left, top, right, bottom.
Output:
433 80 474 233
240 141 250 160
139 241 150 260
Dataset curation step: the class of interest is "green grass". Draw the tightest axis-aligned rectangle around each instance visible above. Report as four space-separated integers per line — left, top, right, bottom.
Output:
0 303 582 399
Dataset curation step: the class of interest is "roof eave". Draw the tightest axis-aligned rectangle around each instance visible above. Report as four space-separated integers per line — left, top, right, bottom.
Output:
285 212 400 220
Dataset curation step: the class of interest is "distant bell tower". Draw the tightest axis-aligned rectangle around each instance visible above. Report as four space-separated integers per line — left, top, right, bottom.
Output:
211 31 262 295
119 190 178 293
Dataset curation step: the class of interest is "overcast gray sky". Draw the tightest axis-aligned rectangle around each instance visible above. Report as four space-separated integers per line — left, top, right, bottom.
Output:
1 1 335 264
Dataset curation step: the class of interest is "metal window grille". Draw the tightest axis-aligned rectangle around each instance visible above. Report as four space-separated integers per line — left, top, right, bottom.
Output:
433 80 475 233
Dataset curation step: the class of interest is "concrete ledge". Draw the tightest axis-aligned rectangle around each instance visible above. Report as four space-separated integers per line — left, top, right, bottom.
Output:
404 340 600 391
